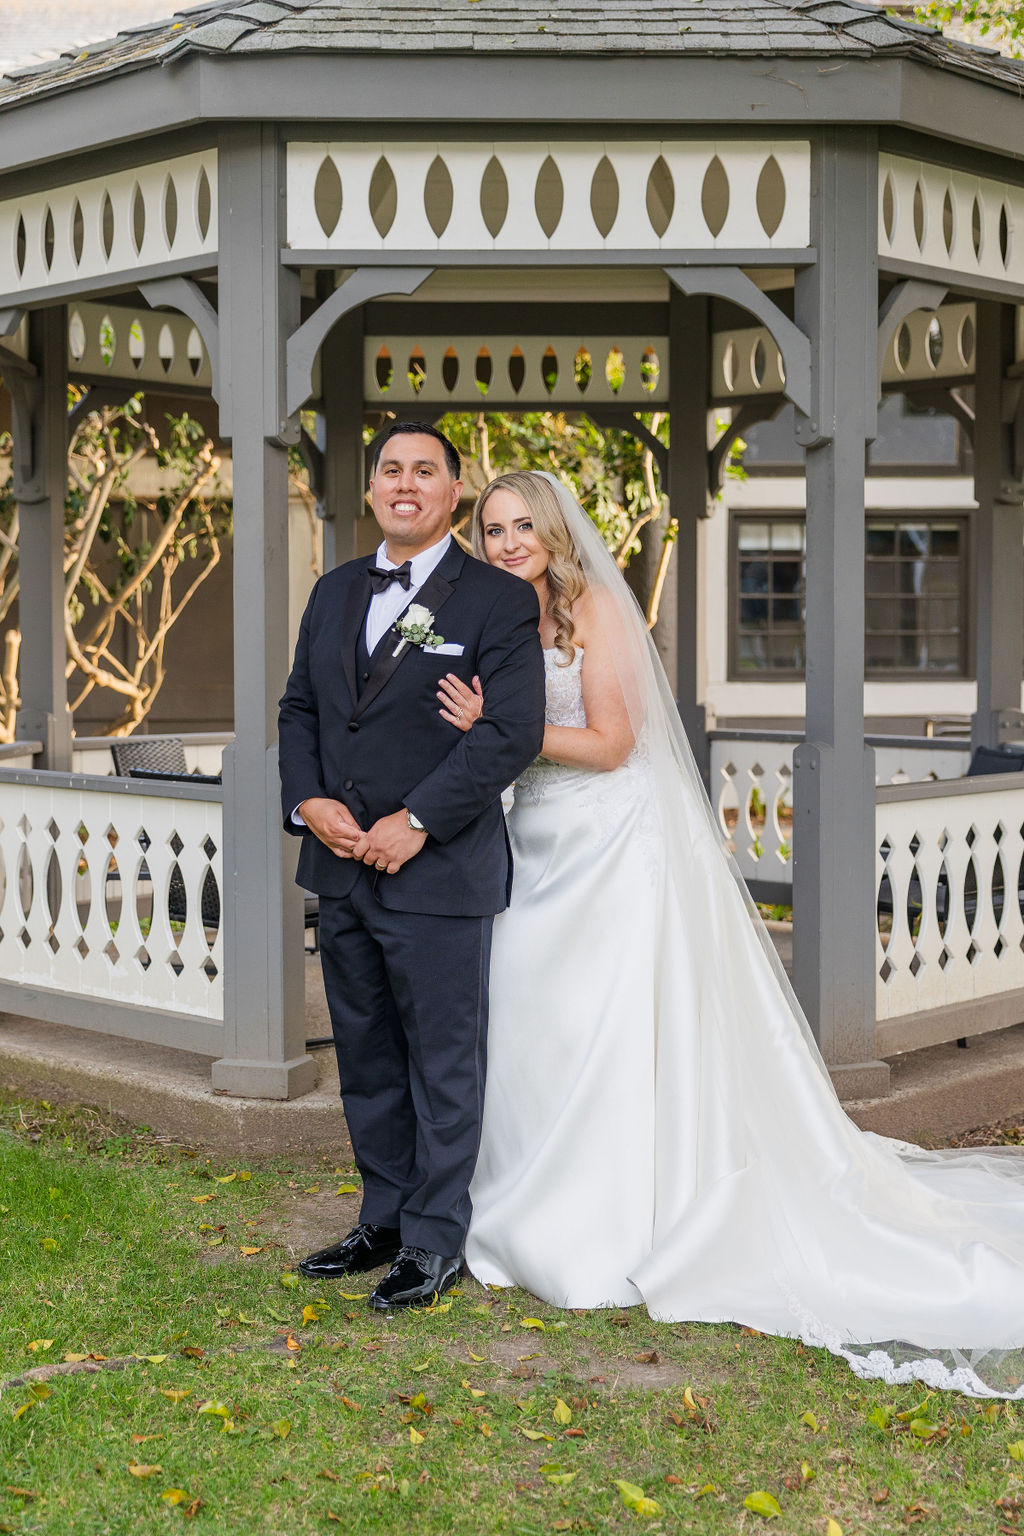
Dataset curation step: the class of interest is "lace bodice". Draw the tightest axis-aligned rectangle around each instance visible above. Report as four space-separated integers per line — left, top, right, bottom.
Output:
543 646 586 727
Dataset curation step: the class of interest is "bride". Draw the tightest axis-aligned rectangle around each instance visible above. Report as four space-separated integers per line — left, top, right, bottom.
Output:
438 468 1024 1399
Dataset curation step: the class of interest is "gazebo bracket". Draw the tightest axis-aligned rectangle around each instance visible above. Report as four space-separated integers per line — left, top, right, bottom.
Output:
4 367 42 497
0 308 24 339
286 266 434 418
140 277 221 403
709 399 785 497
876 279 949 383
664 266 811 418
582 408 669 492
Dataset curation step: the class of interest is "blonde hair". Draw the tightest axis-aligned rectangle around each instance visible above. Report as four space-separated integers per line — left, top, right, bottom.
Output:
473 473 586 666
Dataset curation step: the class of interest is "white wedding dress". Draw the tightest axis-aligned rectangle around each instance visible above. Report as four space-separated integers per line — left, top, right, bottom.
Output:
466 477 1024 1398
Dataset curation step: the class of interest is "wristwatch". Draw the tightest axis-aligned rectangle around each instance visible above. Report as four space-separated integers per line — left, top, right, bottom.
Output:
406 808 426 833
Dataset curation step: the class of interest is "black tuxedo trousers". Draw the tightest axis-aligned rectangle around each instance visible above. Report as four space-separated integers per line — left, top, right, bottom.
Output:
278 542 546 1254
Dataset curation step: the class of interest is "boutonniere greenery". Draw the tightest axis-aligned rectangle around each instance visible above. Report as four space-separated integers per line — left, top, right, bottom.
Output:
392 603 445 657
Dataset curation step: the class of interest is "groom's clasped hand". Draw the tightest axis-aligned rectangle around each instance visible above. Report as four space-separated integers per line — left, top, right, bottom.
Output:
297 795 426 876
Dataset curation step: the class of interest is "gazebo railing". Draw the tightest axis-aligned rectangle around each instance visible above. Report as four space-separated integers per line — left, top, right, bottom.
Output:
0 766 224 1054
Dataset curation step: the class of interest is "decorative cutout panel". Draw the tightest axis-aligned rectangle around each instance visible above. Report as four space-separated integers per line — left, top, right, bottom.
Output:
879 152 1024 290
0 777 223 1021
288 140 811 253
364 334 667 407
68 303 212 391
0 151 217 299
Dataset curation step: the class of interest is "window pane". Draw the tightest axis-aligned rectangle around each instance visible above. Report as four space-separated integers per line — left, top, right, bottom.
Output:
740 597 769 627
898 525 929 557
866 561 895 594
770 634 804 670
737 634 767 671
770 522 805 552
772 559 803 594
925 598 960 631
738 523 770 552
866 525 895 557
739 560 768 594
897 632 925 669
865 597 897 631
866 634 895 669
772 596 801 624
924 634 961 670
923 562 960 596
929 525 960 558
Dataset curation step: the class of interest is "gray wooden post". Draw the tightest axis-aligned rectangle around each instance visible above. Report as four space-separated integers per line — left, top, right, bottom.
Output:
321 307 365 572
13 307 72 769
971 300 1024 752
670 289 711 780
211 125 316 1100
793 130 889 1098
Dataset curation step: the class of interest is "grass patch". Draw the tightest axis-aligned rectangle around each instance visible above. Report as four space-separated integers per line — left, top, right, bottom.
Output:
1 1093 1022 1533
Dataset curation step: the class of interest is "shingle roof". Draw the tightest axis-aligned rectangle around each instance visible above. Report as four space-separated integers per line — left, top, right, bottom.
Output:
1 0 1022 109
0 1 174 78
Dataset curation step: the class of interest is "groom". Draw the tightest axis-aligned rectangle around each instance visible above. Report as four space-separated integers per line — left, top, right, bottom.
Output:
278 422 545 1310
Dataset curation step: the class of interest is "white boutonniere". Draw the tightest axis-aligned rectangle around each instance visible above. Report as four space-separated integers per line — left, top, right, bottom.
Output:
392 603 445 657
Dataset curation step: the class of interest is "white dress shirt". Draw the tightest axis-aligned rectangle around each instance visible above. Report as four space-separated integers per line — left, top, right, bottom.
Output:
291 533 452 826
364 533 451 654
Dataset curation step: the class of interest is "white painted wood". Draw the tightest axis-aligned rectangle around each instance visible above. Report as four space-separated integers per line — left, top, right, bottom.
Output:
364 332 669 407
68 301 212 391
287 140 812 253
0 151 217 298
0 778 223 1020
880 152 1024 289
876 779 1024 1022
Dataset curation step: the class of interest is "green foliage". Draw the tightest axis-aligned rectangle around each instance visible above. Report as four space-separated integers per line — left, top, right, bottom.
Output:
914 1 1024 52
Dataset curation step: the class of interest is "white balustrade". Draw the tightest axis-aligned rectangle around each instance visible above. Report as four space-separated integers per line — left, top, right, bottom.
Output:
287 140 811 254
0 773 223 1022
364 333 667 408
875 776 1024 1027
68 302 212 392
709 733 971 890
882 301 976 385
879 152 1024 291
0 150 217 299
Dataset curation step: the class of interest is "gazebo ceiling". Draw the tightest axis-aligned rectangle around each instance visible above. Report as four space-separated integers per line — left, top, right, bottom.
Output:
2 0 1024 110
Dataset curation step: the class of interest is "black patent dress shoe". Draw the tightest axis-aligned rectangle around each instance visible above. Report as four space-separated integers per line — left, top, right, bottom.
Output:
298 1223 402 1279
368 1245 463 1311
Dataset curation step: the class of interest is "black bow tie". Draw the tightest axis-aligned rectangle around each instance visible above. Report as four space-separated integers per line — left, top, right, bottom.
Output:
367 561 412 594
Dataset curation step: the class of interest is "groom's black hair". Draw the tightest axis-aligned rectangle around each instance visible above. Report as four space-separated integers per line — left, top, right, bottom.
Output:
372 420 462 481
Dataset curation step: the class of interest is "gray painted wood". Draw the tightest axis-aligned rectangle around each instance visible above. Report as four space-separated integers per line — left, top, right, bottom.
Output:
971 301 1024 753
792 128 888 1089
669 289 710 780
213 123 315 1100
321 304 364 572
13 308 72 770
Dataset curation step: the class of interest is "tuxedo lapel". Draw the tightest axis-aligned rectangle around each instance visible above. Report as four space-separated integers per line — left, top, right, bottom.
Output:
338 565 372 704
350 542 465 723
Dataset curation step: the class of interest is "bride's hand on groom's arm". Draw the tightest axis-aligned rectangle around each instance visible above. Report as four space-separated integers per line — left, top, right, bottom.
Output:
437 673 484 732
298 797 366 860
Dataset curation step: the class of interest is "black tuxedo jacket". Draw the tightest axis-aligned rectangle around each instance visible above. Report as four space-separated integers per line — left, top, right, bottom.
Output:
278 540 546 917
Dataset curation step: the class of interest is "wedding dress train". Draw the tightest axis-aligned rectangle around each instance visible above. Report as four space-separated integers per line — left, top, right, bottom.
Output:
466 477 1024 1399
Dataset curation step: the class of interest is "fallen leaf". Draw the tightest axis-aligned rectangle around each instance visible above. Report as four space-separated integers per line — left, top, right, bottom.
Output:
460 1380 486 1398
744 1490 782 1519
520 1426 554 1442
826 1521 843 1536
239 1246 264 1257
4 1488 38 1499
522 1318 546 1331
237 1171 251 1181
301 1305 321 1327
11 1404 31 1421
317 1470 341 1482
279 1272 300 1290
26 1340 54 1353
184 1497 201 1518
270 1419 290 1439
180 1347 204 1360
615 1480 662 1516
867 1404 893 1430
213 1173 236 1184
468 1350 486 1362
553 1398 572 1425
340 1397 360 1412
161 1390 190 1404
196 1400 231 1418
39 1238 58 1251
1009 1442 1024 1462
190 1194 215 1204
138 1355 167 1365
131 1434 163 1445
479 1422 492 1437
800 1462 815 1485
409 1427 424 1445
63 1353 90 1363
909 1418 943 1440
665 1474 683 1485
873 1488 890 1505
694 1483 718 1499
800 1410 818 1432
563 1427 586 1438
284 1334 301 1352
160 1490 189 1506
127 1463 163 1479
335 1184 359 1195
340 1292 369 1302
635 1350 660 1365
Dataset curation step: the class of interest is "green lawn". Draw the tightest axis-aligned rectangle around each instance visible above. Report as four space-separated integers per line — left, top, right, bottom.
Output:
1 1093 1022 1535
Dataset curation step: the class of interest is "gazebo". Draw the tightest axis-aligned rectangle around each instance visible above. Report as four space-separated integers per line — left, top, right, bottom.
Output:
1 0 1023 1103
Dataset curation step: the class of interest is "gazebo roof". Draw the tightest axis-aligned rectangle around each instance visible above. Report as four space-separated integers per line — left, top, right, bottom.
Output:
2 0 1023 110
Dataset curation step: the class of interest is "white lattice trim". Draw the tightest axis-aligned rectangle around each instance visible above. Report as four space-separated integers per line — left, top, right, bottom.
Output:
287 140 811 253
880 152 1024 289
0 151 217 297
